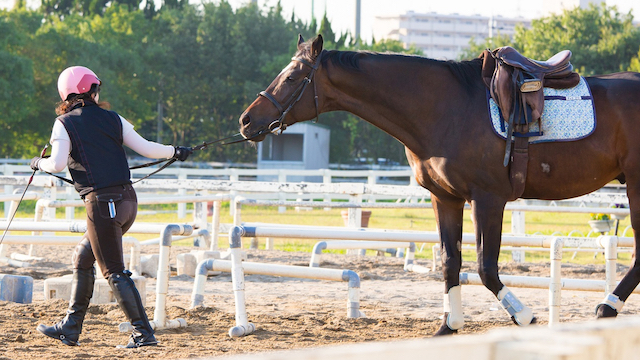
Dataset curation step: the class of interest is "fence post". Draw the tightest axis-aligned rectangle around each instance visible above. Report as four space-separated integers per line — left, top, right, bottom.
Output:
367 170 376 203
511 210 526 263
278 171 286 213
229 168 239 216
177 169 187 218
42 178 57 221
192 192 208 247
323 169 332 209
549 237 563 326
65 169 74 220
345 194 364 256
210 200 221 251
601 236 618 295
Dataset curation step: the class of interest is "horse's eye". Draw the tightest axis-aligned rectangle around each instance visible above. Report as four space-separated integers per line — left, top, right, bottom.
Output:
286 76 295 83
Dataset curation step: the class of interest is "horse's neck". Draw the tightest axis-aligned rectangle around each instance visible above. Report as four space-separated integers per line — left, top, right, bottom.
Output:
323 57 459 152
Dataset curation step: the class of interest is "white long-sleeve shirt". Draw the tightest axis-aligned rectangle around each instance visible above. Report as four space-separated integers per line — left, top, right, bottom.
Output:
38 115 175 173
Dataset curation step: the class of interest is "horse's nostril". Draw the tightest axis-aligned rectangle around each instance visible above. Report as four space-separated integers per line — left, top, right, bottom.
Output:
241 114 251 126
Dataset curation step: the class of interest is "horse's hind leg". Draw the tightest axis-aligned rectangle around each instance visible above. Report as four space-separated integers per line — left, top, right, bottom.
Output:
596 180 640 318
472 195 534 326
431 195 465 336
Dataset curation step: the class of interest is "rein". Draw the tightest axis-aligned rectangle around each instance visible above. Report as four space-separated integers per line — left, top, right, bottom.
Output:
257 51 323 135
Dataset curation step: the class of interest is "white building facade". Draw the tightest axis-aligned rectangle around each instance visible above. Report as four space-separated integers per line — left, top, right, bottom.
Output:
373 12 531 60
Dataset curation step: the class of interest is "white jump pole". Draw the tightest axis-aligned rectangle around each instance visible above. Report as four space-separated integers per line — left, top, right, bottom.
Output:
309 240 411 267
139 228 210 246
0 220 190 235
460 272 640 294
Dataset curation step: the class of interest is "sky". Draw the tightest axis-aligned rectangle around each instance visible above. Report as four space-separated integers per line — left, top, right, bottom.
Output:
227 0 638 42
1 0 637 43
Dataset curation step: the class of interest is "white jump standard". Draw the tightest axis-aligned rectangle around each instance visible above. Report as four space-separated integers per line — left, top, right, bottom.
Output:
119 224 195 333
190 226 362 338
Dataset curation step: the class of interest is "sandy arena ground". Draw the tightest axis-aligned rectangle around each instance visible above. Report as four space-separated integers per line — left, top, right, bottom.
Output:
1 243 639 360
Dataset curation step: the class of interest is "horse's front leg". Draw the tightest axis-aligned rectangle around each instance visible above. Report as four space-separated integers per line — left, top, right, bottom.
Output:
596 179 640 318
472 194 534 326
431 195 466 336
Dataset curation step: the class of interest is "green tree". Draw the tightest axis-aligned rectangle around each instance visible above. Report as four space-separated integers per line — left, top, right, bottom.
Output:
630 48 640 72
0 10 38 157
458 33 514 60
515 4 640 75
465 4 640 75
318 12 336 46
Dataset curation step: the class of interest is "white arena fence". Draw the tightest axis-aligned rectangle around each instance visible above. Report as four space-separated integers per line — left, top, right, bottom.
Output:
0 175 632 267
0 176 634 321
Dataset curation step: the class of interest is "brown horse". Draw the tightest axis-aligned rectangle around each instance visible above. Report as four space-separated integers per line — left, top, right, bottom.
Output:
239 34 640 335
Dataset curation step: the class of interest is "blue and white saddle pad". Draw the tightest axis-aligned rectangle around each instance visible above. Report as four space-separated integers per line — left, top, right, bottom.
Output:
488 76 596 143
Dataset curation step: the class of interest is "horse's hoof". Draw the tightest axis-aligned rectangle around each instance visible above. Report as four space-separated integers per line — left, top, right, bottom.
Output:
433 319 458 336
596 304 618 319
511 316 538 326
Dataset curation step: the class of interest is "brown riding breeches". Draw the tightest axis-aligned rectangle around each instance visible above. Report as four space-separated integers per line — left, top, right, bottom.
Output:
79 184 137 278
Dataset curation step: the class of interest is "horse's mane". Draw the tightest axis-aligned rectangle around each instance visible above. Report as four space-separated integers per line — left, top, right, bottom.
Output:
296 43 483 90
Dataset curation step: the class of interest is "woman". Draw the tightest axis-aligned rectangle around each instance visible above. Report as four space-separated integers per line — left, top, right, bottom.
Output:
31 66 192 348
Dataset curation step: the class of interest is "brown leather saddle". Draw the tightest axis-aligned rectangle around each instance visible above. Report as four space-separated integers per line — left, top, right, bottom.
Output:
480 47 581 199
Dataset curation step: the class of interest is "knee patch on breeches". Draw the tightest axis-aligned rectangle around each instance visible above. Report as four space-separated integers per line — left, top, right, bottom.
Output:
73 237 95 270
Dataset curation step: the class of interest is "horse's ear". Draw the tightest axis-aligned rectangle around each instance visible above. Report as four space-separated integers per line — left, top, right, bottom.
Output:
311 34 324 58
297 34 305 49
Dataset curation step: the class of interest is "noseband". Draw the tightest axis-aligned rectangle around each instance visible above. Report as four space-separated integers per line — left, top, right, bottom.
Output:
258 51 323 135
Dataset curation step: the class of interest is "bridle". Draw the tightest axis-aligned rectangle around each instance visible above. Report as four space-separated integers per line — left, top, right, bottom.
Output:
256 51 324 136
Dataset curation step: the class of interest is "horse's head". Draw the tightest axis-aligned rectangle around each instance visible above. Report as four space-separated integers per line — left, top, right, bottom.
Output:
239 34 325 142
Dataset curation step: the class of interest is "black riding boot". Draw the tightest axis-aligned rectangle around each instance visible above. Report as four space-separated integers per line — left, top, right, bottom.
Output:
109 271 157 349
37 268 95 346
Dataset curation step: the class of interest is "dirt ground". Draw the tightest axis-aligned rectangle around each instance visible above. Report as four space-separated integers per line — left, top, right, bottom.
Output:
1 243 638 360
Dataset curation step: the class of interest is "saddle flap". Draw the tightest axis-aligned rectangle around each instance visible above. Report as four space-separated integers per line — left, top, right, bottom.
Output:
490 62 515 124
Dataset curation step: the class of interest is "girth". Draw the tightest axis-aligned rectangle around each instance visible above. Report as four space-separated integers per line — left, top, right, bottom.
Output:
480 47 581 200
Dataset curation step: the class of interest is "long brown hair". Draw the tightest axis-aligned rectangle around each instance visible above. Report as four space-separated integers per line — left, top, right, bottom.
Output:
55 84 111 115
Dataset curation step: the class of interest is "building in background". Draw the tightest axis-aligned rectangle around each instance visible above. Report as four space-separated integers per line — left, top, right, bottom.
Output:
373 12 531 60
257 122 330 182
370 0 607 60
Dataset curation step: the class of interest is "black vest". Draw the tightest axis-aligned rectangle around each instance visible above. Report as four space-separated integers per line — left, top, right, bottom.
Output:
57 104 131 196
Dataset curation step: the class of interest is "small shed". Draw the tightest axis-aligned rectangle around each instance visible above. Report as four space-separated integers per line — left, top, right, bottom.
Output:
257 122 330 182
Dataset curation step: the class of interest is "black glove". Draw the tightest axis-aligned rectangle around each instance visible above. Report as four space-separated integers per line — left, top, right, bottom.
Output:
173 146 192 161
30 156 43 171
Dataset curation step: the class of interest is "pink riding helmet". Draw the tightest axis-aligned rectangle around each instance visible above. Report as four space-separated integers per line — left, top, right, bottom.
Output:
57 66 101 101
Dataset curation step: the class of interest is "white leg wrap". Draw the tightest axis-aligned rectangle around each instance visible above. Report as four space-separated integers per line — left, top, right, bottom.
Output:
598 293 624 312
443 285 464 330
497 286 533 326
